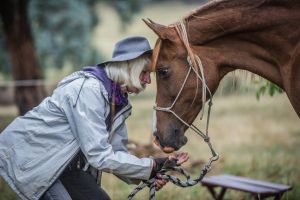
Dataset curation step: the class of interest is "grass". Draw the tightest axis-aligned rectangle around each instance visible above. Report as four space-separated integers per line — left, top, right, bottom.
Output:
0 91 299 200
107 93 299 200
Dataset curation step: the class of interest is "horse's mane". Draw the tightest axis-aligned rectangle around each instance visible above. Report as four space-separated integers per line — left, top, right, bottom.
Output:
169 0 299 47
184 0 296 21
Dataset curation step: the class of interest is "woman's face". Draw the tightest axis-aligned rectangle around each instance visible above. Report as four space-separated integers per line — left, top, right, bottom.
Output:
126 70 151 94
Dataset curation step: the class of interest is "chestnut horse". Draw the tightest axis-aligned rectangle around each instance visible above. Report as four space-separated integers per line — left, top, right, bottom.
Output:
145 0 300 153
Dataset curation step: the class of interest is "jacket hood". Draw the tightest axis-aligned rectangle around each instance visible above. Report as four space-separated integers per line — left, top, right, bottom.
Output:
57 71 90 87
57 70 110 105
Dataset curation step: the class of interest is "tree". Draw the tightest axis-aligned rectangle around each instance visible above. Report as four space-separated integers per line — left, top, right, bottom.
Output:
0 0 46 115
0 0 143 115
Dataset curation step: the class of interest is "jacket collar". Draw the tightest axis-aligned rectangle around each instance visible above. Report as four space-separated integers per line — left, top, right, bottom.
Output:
83 65 112 99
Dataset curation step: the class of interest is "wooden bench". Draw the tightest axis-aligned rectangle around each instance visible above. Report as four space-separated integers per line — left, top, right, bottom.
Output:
201 174 292 200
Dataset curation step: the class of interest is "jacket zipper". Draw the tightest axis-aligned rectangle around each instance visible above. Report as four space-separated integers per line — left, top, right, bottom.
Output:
113 103 132 123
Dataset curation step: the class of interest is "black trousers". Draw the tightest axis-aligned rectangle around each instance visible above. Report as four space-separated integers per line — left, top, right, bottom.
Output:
40 169 110 200
61 169 110 200
41 150 110 200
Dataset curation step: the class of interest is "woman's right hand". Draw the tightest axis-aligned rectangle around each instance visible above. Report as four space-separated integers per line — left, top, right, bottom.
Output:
169 152 189 165
152 152 189 173
152 152 189 190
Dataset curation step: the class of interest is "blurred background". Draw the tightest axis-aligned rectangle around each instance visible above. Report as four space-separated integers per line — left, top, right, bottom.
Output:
0 0 299 199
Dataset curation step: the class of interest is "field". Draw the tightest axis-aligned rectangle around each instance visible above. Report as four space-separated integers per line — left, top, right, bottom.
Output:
100 90 300 200
1 91 299 200
1 1 300 200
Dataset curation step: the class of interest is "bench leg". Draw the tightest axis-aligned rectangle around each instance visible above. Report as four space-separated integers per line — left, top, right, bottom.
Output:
217 188 227 200
253 193 282 200
274 193 282 200
206 186 227 200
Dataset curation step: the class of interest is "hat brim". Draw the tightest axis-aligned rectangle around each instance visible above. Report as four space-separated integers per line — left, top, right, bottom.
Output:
97 49 152 66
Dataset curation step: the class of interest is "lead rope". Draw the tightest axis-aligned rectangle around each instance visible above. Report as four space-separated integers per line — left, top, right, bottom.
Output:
127 152 219 200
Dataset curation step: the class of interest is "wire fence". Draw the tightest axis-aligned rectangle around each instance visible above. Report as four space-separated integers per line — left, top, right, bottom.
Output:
0 79 58 105
0 79 58 87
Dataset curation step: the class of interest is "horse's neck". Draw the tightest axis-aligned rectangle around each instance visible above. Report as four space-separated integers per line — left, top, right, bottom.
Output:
187 0 300 117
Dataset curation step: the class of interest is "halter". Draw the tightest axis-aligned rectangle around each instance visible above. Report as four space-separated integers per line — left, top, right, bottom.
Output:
127 19 219 200
153 20 218 159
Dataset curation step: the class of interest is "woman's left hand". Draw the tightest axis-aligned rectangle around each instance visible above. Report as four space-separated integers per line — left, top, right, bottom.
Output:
155 173 168 191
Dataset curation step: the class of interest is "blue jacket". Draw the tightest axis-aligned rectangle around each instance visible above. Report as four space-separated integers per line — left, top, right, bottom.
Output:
0 71 153 200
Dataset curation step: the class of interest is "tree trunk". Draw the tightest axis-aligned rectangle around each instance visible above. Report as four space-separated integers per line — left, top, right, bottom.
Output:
0 0 46 115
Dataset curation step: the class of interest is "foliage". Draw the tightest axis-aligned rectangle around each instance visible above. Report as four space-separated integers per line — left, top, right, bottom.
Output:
0 0 143 73
107 0 142 29
29 0 100 69
255 80 283 100
28 0 143 70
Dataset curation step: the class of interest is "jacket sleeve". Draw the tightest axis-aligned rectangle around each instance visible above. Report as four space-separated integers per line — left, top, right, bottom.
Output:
61 77 153 181
110 121 145 184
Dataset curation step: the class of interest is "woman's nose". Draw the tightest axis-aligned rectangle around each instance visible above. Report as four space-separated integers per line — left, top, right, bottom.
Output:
141 71 151 84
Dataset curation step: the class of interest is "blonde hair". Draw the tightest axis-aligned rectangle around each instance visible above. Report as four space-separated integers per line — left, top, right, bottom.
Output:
104 54 150 90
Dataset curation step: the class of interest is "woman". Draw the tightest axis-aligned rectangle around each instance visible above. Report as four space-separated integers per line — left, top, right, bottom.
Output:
0 36 189 200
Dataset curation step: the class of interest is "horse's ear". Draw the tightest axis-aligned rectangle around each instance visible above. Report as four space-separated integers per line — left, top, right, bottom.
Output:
143 18 166 38
143 18 175 40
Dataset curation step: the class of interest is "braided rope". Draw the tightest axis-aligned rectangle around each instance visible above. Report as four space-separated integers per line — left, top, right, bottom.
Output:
127 154 219 200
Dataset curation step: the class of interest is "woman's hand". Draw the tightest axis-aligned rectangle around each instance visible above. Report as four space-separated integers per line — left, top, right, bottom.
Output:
152 152 190 174
168 152 189 165
155 173 168 191
152 152 189 190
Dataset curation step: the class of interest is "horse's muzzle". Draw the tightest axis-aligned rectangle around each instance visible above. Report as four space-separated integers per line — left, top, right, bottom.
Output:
153 132 188 153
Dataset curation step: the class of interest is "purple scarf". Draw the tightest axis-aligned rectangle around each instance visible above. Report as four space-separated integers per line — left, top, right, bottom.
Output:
83 66 128 107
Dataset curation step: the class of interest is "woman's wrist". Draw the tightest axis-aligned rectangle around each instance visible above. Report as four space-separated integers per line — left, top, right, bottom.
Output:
152 159 157 169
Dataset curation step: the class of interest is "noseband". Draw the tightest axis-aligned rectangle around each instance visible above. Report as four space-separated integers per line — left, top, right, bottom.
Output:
153 20 218 160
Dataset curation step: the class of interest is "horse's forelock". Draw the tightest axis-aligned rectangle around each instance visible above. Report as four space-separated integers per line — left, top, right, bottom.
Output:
151 39 162 72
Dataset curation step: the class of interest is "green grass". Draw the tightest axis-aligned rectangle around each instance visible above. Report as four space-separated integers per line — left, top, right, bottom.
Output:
122 93 299 200
1 94 299 200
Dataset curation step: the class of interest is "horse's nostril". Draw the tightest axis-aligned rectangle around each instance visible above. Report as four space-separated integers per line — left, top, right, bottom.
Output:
182 136 188 145
174 128 179 135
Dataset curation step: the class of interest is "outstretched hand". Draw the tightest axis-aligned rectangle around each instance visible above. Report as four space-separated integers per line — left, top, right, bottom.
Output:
154 152 189 191
168 152 189 165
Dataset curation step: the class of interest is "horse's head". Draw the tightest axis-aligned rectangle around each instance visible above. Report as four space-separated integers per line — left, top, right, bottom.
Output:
144 19 220 153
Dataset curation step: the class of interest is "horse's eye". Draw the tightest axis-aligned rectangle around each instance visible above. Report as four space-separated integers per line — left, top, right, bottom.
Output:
157 68 169 78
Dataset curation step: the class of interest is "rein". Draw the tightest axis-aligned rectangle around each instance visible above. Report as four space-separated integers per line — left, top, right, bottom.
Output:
127 20 219 200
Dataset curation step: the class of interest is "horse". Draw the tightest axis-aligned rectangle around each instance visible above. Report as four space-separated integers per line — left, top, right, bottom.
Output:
144 0 300 153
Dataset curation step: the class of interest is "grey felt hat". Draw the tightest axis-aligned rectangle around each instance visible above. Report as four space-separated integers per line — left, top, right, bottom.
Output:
97 36 152 65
